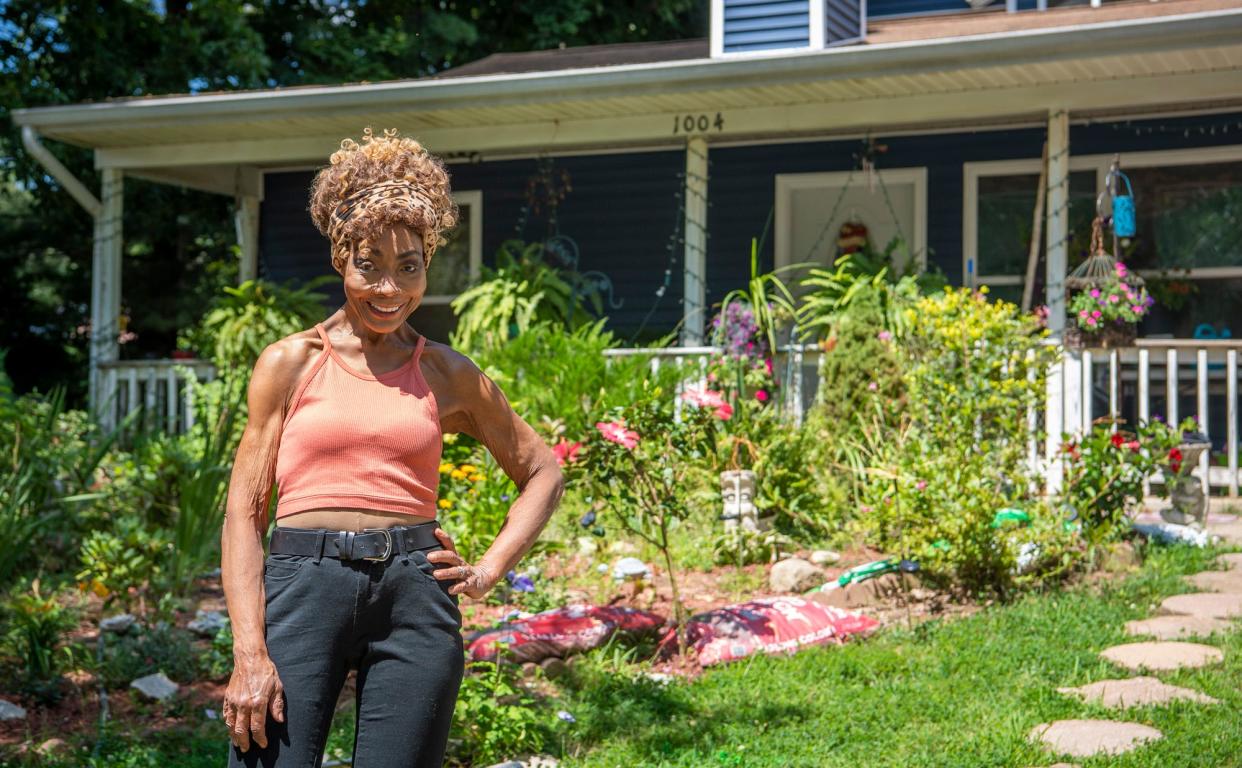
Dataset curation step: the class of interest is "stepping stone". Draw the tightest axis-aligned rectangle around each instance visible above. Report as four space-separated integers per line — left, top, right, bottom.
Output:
1029 719 1162 758
1209 522 1242 546
1100 641 1223 672
1161 592 1242 619
1125 615 1234 640
1186 570 1242 593
1218 553 1242 571
1057 676 1218 708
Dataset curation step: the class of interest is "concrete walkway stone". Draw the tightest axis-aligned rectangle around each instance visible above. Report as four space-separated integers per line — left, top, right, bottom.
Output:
1186 570 1242 592
1217 552 1242 571
1057 676 1218 708
1208 522 1242 546
1100 641 1223 672
1124 614 1234 640
1161 592 1242 619
1029 719 1162 758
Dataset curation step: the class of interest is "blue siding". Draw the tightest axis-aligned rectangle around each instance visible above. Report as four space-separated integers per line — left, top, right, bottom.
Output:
260 151 684 342
868 0 1046 17
723 0 810 53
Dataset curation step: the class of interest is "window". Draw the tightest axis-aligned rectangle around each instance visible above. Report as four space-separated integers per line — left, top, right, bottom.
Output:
965 160 1097 304
408 190 481 342
1122 160 1242 276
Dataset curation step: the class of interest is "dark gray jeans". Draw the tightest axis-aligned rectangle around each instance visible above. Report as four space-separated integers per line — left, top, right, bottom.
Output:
229 537 464 768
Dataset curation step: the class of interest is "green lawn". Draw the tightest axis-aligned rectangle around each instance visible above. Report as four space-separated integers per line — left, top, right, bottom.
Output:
555 544 1242 768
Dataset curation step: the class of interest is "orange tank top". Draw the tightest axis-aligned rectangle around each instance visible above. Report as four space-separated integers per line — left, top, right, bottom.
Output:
273 323 441 520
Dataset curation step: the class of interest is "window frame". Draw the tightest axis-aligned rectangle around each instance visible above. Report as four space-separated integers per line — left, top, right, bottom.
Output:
963 144 1242 289
774 166 929 272
421 189 483 306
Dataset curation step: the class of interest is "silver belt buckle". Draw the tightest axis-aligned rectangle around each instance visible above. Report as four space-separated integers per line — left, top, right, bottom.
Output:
362 528 393 561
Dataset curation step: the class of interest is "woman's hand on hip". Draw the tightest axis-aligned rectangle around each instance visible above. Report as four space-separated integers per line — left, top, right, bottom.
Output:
223 653 285 752
429 527 500 600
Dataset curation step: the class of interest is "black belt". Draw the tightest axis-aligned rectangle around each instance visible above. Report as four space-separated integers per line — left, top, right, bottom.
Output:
269 520 442 562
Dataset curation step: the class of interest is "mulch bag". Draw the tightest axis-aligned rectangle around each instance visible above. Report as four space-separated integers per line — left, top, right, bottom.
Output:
660 596 879 667
466 604 666 663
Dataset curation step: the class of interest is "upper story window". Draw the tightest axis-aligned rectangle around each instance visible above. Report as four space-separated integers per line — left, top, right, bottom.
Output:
711 0 864 57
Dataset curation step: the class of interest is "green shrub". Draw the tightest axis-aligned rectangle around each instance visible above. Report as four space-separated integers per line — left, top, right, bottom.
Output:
450 660 551 765
75 516 168 614
848 287 1055 592
93 621 200 689
451 240 602 353
1 579 78 704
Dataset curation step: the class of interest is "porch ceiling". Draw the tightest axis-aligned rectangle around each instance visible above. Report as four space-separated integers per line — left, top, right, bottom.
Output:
12 6 1242 190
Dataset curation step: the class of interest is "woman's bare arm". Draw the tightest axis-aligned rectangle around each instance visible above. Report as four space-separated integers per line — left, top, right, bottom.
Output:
432 352 565 596
220 338 308 750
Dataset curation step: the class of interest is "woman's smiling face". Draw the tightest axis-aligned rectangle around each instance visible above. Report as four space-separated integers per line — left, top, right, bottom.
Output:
342 224 427 333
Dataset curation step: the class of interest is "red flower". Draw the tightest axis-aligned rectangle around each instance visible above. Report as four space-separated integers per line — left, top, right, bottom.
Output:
1125 440 1141 453
596 420 639 450
1168 447 1184 474
552 438 583 466
1110 432 1125 448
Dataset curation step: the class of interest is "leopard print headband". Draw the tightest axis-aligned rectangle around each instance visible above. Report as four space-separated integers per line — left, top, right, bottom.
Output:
327 180 440 272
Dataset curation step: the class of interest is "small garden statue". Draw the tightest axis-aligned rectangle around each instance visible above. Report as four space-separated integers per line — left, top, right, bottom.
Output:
720 469 759 532
1160 430 1213 528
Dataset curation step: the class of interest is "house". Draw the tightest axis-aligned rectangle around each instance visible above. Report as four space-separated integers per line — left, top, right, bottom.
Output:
13 0 1242 493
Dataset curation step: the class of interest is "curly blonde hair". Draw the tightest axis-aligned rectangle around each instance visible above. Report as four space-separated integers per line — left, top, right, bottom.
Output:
309 127 458 273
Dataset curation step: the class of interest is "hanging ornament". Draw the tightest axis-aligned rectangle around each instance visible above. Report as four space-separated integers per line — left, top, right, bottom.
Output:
837 221 869 256
1110 170 1136 238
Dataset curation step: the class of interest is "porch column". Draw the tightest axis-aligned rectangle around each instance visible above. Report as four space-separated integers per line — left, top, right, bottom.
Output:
1043 108 1072 492
235 194 261 283
681 136 708 346
91 168 124 427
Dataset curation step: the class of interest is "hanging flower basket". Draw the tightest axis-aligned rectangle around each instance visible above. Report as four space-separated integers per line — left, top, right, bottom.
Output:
1064 321 1137 350
1063 217 1152 350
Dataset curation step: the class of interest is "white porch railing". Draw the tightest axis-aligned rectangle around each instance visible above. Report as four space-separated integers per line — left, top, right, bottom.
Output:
1051 339 1241 498
97 359 217 436
604 338 1242 498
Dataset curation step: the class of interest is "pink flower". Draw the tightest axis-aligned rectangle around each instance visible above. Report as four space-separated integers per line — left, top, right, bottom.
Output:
1086 317 1098 326
860 505 872 513
1115 262 1128 276
877 330 892 342
552 438 582 466
595 420 639 450
764 358 773 375
1108 294 1119 303
681 388 733 420
1132 306 1143 314
755 389 769 402
1090 289 1101 298
915 480 927 491
868 381 879 391
1091 310 1102 319
1078 310 1089 318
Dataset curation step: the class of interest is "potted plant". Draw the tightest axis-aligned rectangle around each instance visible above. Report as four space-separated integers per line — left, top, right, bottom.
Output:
1064 218 1154 349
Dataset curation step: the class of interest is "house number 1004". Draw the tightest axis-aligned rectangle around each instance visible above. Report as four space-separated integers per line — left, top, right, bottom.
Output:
672 113 725 134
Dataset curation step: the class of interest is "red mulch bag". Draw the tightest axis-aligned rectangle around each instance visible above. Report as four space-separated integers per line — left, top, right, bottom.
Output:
466 604 667 663
661 596 879 667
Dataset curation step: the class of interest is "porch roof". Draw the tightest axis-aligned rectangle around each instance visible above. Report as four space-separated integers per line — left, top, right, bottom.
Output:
11 1 1242 195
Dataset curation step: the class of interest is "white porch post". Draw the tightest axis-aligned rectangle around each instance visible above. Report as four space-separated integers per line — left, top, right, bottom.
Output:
1043 108 1072 492
681 136 709 346
235 194 261 283
91 168 124 429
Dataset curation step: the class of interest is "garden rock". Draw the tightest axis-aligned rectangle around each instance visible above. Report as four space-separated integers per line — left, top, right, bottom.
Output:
1186 570 1242 593
36 738 66 756
769 557 823 593
1057 676 1218 708
1100 641 1223 672
1029 719 1162 758
810 573 910 610
100 613 136 633
1124 615 1233 640
1161 592 1242 619
611 557 651 581
810 550 841 566
575 537 597 556
187 609 229 637
0 699 27 721
1100 541 1140 572
130 672 180 701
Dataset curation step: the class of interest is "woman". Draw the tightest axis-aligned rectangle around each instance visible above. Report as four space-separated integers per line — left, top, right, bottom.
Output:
220 128 564 768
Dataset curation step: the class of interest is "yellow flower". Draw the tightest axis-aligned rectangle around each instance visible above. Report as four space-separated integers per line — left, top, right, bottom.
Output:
439 462 454 474
91 580 109 598
460 464 478 474
468 473 484 483
438 499 453 509
450 469 466 481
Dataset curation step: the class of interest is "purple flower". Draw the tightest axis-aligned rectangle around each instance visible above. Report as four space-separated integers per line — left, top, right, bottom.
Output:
557 710 576 723
507 571 536 592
